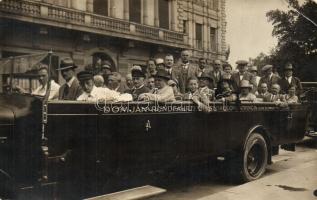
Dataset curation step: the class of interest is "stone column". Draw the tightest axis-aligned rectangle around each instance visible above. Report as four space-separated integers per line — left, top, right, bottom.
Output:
86 0 93 12
124 0 129 20
71 0 86 11
143 0 149 25
154 0 159 27
110 0 116 18
170 0 177 31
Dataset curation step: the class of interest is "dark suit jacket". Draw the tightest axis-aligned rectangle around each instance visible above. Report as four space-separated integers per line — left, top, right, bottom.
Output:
230 72 257 92
174 63 199 93
263 93 285 102
278 76 302 95
58 77 82 100
210 70 224 89
258 74 280 92
197 67 213 78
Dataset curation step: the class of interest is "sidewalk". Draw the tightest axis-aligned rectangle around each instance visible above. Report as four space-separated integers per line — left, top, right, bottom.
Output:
197 160 317 200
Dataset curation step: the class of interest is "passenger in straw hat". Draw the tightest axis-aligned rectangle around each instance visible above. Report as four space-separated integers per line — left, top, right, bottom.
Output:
139 69 175 102
239 80 257 102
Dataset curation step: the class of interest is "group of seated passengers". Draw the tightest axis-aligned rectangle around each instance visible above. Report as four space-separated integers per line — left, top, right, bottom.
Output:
13 57 300 109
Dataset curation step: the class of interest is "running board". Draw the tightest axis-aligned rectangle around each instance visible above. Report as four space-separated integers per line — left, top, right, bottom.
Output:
84 185 166 200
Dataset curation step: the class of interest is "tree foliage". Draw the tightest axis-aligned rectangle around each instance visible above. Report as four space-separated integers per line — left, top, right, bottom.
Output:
264 0 317 81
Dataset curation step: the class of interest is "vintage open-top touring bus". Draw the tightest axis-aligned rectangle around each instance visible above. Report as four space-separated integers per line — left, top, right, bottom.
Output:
0 53 312 199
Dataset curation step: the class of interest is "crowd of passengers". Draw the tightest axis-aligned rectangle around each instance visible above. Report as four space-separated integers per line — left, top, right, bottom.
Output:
27 49 302 108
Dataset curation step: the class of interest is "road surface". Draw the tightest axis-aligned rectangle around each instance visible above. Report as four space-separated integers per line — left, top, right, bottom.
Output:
147 138 317 200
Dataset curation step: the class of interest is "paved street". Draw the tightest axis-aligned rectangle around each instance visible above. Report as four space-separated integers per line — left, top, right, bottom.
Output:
147 138 317 200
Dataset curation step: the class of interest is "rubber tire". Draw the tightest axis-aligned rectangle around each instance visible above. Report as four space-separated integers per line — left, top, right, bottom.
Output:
241 133 268 182
227 133 268 183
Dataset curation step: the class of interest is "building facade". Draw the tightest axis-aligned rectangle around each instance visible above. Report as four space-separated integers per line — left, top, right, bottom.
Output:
0 0 226 75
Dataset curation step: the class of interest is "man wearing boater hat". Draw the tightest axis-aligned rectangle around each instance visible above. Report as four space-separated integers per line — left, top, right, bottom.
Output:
126 65 150 101
58 57 83 100
230 60 257 92
139 69 175 102
278 63 302 95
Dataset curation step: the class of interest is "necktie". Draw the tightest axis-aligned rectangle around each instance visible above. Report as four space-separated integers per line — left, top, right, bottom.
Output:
63 84 69 99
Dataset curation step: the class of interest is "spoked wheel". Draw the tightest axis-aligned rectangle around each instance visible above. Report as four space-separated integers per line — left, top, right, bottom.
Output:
241 133 268 182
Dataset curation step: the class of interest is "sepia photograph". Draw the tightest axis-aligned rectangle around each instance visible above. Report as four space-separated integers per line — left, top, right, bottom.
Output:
0 0 316 199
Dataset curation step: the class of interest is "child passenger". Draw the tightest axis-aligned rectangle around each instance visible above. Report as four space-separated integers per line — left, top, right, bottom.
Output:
184 77 210 112
285 86 299 103
197 72 215 101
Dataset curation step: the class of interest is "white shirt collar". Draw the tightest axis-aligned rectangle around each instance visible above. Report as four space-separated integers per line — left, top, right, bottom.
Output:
66 76 75 87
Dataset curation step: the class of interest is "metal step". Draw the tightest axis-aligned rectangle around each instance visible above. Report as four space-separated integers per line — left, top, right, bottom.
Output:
84 185 166 200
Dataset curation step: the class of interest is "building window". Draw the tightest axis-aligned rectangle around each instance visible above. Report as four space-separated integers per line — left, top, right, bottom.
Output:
213 0 218 10
93 0 108 16
196 23 203 49
208 0 218 10
183 20 188 34
210 27 217 52
129 0 142 23
159 0 169 29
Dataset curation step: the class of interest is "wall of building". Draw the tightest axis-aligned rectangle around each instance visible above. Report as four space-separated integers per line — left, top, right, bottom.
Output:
1 0 227 75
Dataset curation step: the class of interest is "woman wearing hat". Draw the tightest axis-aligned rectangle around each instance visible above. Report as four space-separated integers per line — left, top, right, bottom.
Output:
139 69 175 102
239 80 257 102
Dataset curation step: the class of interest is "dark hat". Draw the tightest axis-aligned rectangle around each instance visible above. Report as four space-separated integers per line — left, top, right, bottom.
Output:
77 71 93 82
58 57 78 71
154 69 170 81
131 65 145 78
284 63 293 70
236 60 248 66
198 72 213 82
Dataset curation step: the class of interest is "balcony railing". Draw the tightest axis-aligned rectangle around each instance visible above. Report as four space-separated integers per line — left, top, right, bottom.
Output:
91 14 130 32
0 0 186 46
134 23 160 39
1 0 40 16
